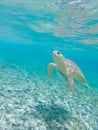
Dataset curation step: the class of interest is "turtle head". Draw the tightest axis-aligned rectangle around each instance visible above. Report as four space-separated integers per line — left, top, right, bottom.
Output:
52 50 64 63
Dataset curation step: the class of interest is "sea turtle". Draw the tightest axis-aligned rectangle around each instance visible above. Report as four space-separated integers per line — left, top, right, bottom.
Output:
48 50 89 92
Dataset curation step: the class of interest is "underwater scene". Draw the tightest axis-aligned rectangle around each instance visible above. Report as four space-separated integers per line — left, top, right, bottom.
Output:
0 0 98 130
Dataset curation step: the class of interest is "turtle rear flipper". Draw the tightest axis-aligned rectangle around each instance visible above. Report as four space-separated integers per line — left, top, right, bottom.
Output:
84 82 90 88
48 63 56 78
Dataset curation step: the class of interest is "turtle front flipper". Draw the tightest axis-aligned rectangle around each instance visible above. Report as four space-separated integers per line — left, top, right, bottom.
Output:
66 67 75 93
48 63 56 78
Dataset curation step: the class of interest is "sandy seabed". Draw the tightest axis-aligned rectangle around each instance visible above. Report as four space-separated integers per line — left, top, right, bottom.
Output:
0 60 98 130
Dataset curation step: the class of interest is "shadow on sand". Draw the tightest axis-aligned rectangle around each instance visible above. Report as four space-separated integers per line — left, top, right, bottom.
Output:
35 101 71 129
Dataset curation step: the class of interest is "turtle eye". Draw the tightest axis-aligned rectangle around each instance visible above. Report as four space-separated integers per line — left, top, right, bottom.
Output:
57 52 60 55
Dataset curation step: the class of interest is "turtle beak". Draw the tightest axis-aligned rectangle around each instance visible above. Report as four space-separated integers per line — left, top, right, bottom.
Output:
53 50 58 54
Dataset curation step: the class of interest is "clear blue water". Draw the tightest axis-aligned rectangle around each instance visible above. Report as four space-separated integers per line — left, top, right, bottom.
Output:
0 0 98 129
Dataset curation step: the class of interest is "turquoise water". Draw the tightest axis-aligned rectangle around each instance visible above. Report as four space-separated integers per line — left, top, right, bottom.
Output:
0 0 98 129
